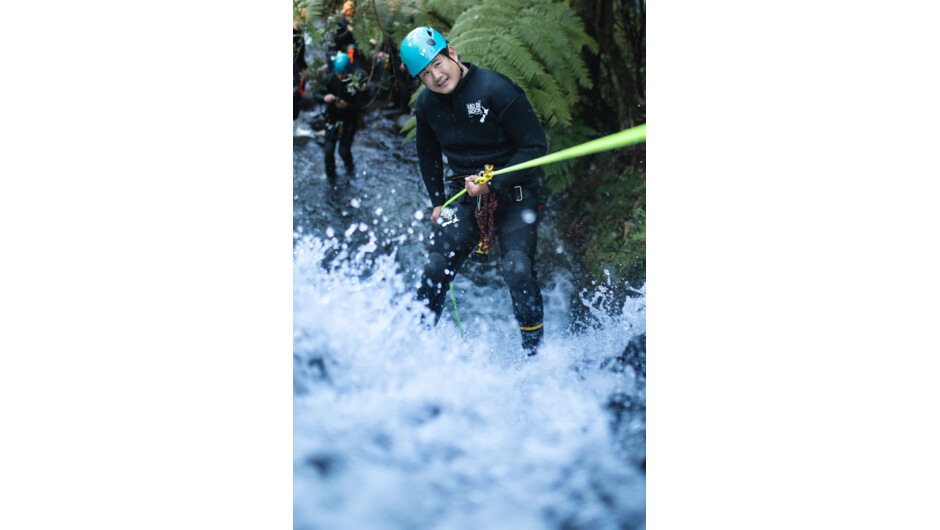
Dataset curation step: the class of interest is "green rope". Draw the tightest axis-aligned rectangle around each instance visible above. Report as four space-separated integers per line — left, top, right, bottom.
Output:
441 124 646 210
450 283 463 338
441 123 646 334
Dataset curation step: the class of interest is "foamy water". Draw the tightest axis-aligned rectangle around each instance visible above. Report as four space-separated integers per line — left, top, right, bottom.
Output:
293 234 645 529
293 110 645 529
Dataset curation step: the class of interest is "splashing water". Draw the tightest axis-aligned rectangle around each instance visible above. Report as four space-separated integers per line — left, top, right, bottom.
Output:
294 112 645 529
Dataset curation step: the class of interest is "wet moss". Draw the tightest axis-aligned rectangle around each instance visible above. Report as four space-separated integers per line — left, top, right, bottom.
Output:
553 154 646 320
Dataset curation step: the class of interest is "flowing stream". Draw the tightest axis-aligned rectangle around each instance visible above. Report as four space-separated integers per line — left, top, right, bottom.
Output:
293 109 646 529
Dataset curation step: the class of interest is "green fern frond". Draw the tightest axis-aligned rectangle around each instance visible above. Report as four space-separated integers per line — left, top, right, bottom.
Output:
401 115 417 143
413 0 479 26
399 85 425 142
443 0 594 128
542 122 596 193
294 0 325 23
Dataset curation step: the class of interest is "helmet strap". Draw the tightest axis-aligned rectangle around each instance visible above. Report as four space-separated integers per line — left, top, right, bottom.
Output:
445 48 465 82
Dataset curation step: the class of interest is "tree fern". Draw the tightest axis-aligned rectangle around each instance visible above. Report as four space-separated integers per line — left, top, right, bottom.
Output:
448 0 596 127
411 0 479 27
294 0 325 25
542 122 596 193
293 0 326 35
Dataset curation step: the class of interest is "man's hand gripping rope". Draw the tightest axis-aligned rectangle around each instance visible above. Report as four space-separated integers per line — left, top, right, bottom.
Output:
432 165 494 223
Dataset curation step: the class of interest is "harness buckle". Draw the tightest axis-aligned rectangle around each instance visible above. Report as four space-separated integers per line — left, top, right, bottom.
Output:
514 185 523 202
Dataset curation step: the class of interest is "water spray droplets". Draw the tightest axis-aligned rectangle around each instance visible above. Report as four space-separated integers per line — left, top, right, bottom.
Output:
522 209 536 224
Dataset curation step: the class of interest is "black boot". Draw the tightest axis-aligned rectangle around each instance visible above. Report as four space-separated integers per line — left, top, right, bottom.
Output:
520 324 543 356
325 165 338 188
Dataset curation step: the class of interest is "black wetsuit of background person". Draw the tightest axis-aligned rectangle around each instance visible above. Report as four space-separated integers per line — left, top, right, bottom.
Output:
414 62 548 354
313 70 367 185
328 19 366 73
293 26 313 120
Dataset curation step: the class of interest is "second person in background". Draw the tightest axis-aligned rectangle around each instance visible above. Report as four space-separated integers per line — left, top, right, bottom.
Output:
314 53 367 187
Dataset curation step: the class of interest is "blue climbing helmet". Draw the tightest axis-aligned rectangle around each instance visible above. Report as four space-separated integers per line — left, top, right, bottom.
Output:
399 26 447 77
333 52 351 74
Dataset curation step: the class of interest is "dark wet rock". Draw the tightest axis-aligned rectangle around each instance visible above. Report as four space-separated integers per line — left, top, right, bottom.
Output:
305 453 342 477
406 403 442 426
620 332 645 378
599 332 645 379
605 391 646 472
373 432 393 451
293 351 330 396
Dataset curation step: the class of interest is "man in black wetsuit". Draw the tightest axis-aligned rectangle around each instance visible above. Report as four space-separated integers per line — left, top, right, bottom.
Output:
400 26 548 355
313 53 367 187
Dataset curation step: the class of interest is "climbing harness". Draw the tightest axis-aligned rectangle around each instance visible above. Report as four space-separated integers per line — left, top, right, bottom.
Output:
466 165 497 262
325 121 344 135
438 125 646 337
471 193 498 263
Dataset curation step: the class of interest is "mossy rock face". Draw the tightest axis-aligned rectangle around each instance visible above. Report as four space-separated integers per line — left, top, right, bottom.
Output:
582 169 646 289
552 161 645 328
585 226 645 288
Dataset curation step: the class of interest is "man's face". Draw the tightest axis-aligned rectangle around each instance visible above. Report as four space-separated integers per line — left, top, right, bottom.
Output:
417 48 460 95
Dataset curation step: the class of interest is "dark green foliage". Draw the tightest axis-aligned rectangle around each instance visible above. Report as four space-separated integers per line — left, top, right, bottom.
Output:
542 123 596 194
294 0 326 25
573 0 645 132
293 0 326 37
294 0 417 105
293 0 324 66
584 169 645 288
294 1 414 66
562 0 646 291
410 0 479 28
293 0 339 66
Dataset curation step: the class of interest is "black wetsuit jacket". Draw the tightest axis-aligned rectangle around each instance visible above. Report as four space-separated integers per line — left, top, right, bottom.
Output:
313 73 367 122
331 19 355 52
414 62 548 207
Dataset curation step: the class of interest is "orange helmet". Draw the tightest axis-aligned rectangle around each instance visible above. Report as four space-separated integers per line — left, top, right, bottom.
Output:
342 1 355 16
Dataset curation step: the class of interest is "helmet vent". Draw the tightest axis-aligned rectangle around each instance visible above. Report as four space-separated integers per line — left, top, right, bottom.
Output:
427 39 435 46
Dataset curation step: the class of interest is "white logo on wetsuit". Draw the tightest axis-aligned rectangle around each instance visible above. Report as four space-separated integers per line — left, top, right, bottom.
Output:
466 100 490 123
440 207 458 227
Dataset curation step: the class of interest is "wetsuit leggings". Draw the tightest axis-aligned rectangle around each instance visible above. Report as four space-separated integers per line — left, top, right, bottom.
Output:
417 200 543 332
323 118 357 181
